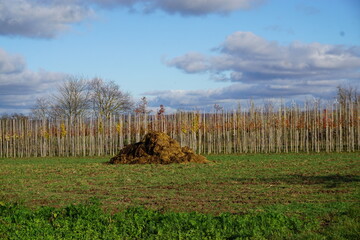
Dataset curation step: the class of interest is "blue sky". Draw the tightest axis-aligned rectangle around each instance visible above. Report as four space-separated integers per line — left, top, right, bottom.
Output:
0 0 359 113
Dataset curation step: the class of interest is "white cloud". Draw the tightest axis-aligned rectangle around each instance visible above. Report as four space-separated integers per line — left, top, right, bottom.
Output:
90 0 264 14
220 32 280 58
0 48 65 113
167 31 360 83
0 49 25 74
158 31 360 109
0 0 93 38
0 0 265 38
166 52 210 73
153 0 265 15
146 79 354 110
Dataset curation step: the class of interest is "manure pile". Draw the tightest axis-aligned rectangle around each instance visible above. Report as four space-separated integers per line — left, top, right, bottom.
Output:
109 132 208 164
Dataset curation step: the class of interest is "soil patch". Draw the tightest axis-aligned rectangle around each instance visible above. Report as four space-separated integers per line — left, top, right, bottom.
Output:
109 132 208 164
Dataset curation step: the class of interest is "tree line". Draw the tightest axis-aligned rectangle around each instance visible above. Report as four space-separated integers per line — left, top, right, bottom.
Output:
0 97 359 158
0 80 358 121
30 76 143 120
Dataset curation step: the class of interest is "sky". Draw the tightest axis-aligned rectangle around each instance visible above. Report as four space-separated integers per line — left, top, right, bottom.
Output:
0 0 359 114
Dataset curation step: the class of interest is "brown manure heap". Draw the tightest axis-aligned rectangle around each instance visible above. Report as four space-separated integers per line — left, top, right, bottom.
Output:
109 131 208 164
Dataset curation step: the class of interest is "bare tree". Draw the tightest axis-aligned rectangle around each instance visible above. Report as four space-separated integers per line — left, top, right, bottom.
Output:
90 78 133 118
134 97 152 114
51 76 91 119
31 97 52 119
337 85 359 105
0 113 28 120
31 76 134 120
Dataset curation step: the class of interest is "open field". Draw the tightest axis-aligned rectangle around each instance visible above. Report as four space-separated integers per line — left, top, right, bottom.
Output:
1 153 359 213
1 153 360 238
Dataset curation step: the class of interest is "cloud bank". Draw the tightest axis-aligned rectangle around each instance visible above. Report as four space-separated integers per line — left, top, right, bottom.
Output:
0 0 93 38
90 0 264 14
0 0 264 38
155 32 360 109
0 48 65 113
168 32 360 82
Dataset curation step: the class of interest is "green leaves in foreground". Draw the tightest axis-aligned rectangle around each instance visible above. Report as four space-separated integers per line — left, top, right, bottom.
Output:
1 199 359 240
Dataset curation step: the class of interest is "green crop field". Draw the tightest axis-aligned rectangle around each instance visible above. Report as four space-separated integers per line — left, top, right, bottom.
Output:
1 153 359 239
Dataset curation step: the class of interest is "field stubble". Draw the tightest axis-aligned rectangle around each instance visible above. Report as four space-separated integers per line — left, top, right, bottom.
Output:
0 153 359 215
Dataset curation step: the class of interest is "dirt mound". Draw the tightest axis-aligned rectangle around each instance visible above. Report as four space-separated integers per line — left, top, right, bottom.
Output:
109 131 208 164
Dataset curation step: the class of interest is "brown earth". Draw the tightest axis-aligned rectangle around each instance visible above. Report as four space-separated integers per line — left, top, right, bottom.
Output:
109 131 208 164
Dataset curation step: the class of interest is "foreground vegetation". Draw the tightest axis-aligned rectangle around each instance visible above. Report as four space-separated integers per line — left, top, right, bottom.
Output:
1 153 359 238
1 200 359 239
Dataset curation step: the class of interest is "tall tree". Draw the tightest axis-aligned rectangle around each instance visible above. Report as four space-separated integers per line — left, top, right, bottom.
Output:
31 97 51 119
134 97 152 114
90 78 133 118
337 85 359 105
51 76 91 119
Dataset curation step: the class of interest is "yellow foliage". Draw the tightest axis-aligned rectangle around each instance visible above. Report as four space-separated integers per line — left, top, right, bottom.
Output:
116 123 122 134
191 114 200 132
181 125 187 134
5 134 10 141
60 123 67 137
98 121 104 133
42 130 50 139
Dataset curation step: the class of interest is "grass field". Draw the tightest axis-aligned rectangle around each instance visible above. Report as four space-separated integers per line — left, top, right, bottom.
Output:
1 153 359 239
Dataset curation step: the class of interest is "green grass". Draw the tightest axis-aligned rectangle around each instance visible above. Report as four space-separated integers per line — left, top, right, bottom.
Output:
0 153 359 239
1 199 359 239
1 153 359 214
